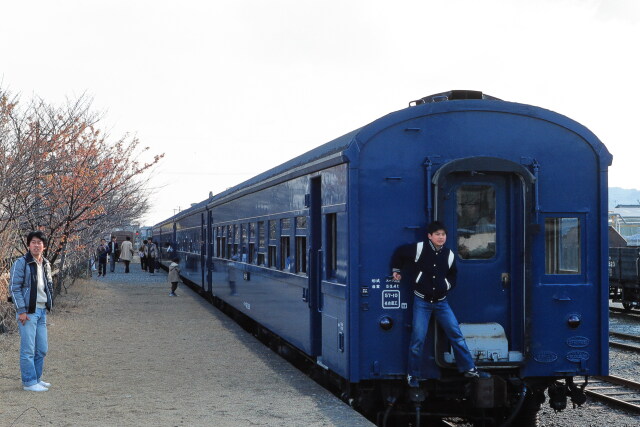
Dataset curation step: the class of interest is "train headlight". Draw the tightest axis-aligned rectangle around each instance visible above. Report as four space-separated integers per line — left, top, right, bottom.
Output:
567 314 581 329
379 316 394 331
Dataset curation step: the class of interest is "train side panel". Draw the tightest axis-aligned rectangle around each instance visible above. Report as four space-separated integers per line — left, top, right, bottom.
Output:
208 164 350 376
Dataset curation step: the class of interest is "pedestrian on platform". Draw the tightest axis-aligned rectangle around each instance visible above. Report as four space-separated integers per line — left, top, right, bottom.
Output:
107 236 119 273
146 238 158 275
96 238 108 277
9 230 54 392
120 236 134 273
139 240 148 271
168 257 180 296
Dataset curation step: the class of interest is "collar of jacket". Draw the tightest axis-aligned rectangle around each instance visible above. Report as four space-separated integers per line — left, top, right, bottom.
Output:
25 251 50 265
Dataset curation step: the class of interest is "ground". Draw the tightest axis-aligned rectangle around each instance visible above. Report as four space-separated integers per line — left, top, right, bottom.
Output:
0 268 372 427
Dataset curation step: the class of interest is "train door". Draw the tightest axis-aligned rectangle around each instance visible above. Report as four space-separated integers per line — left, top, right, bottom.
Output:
308 176 323 357
435 163 530 367
200 212 206 290
207 210 213 294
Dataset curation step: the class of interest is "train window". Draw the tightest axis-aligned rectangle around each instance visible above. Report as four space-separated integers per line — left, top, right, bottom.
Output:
258 253 265 266
269 220 277 241
296 216 307 230
249 243 255 264
326 213 338 277
280 236 291 270
250 222 256 238
296 236 307 274
258 221 265 248
268 245 277 267
456 185 496 260
281 218 291 233
545 217 581 274
241 223 248 241
227 243 232 259
234 224 240 242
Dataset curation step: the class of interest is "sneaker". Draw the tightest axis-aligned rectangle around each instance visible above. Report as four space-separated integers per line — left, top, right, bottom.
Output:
407 374 419 388
23 383 48 392
169 292 177 297
464 368 491 378
38 380 51 387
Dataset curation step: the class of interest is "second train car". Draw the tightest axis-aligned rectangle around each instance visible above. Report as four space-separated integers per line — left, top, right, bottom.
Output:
153 90 611 426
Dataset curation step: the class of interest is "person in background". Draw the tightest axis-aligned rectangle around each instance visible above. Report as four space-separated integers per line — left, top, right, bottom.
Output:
168 256 180 297
10 231 54 392
96 238 108 277
107 236 119 273
139 240 148 271
146 238 158 275
119 236 134 273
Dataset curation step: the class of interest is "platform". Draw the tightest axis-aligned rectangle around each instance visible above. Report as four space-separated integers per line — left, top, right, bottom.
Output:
0 264 373 426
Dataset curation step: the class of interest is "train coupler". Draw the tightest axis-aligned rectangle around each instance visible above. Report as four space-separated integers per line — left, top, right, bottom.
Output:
470 376 507 408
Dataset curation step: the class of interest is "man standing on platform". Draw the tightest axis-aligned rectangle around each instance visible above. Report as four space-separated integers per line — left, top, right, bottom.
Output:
107 236 119 273
10 230 54 392
119 236 134 273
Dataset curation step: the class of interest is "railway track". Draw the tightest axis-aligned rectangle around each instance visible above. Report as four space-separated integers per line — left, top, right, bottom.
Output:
610 307 640 319
586 375 640 414
609 331 640 352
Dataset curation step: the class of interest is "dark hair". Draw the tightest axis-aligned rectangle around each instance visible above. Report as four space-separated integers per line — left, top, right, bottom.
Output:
27 230 47 246
172 257 180 263
126 236 131 241
143 240 148 244
427 221 447 235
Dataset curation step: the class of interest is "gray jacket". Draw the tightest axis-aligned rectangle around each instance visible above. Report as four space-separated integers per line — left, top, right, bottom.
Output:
168 262 180 283
10 252 54 315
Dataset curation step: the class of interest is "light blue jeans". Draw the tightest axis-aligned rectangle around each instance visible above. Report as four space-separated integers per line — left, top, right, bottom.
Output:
17 308 48 386
408 296 475 378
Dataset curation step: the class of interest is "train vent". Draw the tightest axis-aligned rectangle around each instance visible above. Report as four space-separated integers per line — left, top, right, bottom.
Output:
409 90 501 106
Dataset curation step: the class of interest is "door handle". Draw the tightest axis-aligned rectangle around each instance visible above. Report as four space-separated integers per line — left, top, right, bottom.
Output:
501 272 510 288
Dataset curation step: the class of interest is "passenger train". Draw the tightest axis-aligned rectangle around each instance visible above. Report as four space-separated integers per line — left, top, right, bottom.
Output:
153 90 611 426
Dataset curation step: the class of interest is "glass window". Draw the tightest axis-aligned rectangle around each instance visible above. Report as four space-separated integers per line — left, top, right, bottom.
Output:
326 213 338 277
456 185 496 260
296 236 307 274
269 220 277 240
296 216 307 230
545 218 581 274
258 221 265 248
281 218 291 233
280 236 291 271
268 245 277 267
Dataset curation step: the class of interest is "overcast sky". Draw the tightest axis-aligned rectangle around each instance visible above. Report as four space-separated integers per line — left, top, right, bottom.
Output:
2 0 639 225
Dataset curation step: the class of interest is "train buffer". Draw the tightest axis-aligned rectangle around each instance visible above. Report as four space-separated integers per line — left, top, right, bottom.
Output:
1 266 373 426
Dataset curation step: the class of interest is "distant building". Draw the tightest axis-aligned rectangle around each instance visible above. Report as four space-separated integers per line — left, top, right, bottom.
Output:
609 204 640 246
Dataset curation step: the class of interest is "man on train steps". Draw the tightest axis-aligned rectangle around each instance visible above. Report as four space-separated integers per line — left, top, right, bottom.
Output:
390 221 490 387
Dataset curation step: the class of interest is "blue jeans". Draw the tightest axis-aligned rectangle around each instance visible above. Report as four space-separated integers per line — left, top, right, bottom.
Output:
110 254 117 272
17 308 48 386
408 296 475 378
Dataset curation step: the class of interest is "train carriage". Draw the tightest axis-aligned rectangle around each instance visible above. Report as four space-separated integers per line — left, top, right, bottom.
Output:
153 90 611 425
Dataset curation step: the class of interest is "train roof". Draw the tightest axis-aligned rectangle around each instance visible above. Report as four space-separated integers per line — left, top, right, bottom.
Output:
156 90 612 226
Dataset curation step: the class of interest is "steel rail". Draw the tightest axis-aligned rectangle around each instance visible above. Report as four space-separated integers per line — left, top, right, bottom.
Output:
586 376 640 414
609 307 640 318
610 331 640 342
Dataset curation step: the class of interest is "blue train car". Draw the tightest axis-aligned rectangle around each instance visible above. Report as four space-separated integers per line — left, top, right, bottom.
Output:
154 90 611 425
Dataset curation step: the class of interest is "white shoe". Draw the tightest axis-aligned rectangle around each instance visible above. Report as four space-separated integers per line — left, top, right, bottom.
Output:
39 380 51 387
23 383 48 392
